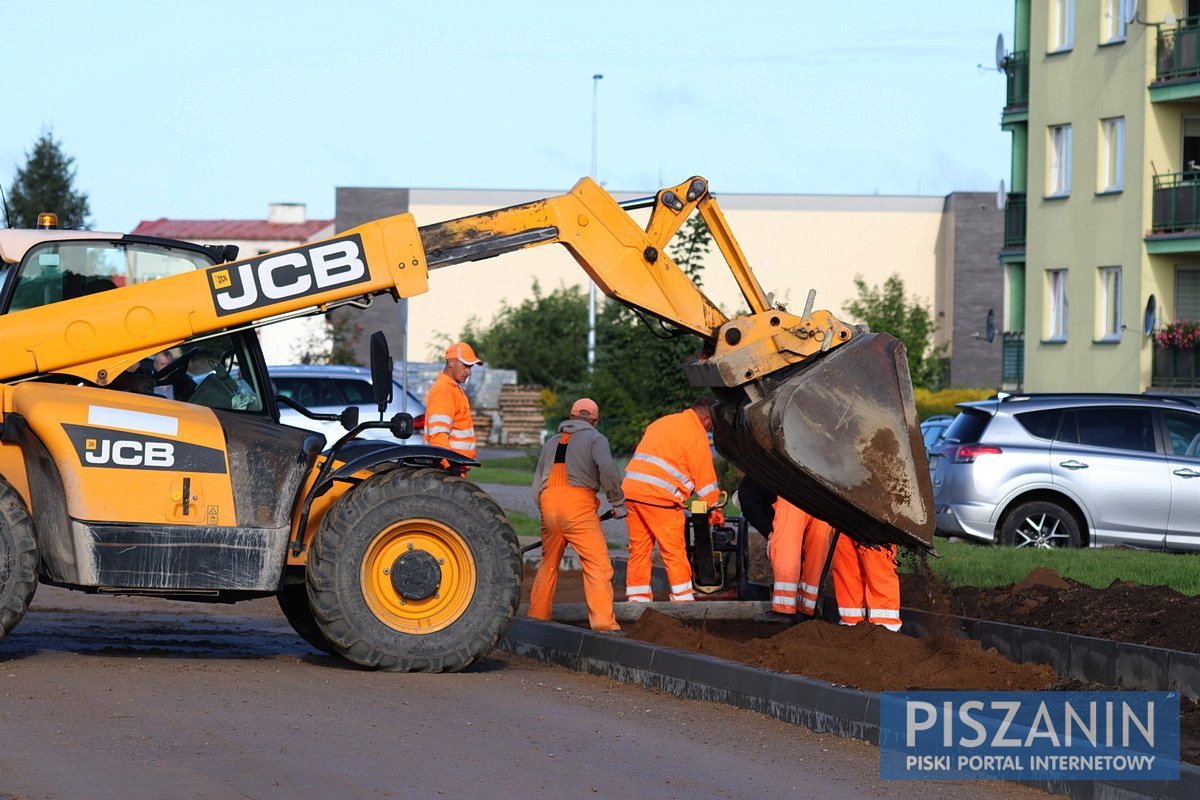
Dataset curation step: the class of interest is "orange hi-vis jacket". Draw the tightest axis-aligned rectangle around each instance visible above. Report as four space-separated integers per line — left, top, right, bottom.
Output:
621 408 719 508
424 372 477 458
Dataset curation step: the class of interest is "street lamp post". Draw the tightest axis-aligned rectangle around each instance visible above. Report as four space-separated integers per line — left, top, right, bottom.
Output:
588 73 602 372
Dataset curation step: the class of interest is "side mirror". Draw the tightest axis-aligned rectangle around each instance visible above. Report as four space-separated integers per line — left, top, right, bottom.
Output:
389 412 415 440
339 406 361 431
369 331 393 415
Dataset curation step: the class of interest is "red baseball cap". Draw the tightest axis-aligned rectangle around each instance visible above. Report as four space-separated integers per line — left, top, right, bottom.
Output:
445 341 483 366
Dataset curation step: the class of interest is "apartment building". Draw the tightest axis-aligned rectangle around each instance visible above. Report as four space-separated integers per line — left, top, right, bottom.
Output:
1001 0 1200 394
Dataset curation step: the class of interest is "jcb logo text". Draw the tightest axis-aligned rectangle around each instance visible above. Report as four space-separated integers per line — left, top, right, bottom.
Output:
209 235 370 316
85 438 175 468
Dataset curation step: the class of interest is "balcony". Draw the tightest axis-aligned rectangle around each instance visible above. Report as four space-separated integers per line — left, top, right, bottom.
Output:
1147 172 1200 253
1152 345 1200 388
1003 193 1026 249
1003 51 1029 111
1152 19 1200 101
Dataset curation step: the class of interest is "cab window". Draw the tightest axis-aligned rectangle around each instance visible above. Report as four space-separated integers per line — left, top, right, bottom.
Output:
8 240 211 312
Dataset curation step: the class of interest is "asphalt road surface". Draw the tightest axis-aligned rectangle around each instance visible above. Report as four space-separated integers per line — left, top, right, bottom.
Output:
0 587 1048 800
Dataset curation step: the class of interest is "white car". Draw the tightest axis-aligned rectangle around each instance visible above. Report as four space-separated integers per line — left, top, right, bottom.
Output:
268 364 425 444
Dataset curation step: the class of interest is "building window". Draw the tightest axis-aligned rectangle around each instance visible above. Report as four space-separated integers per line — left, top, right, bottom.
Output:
1098 266 1122 340
1100 117 1124 192
1050 0 1075 51
1049 124 1073 197
1102 0 1127 43
1176 266 1200 320
1047 269 1069 341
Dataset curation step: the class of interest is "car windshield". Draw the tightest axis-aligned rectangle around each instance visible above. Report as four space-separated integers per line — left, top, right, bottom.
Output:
7 240 211 313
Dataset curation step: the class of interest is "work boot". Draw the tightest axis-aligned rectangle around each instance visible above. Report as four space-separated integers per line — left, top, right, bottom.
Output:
751 610 798 625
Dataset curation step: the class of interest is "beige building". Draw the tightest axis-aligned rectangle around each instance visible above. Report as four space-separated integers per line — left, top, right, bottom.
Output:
334 184 1001 387
130 185 1002 385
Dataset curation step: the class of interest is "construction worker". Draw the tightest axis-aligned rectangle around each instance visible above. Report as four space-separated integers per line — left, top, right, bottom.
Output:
528 398 625 632
832 536 902 631
755 496 836 624
424 341 482 464
622 396 721 603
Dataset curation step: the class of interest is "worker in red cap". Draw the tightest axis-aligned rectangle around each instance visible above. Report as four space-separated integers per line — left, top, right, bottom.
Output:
424 341 483 463
528 397 626 632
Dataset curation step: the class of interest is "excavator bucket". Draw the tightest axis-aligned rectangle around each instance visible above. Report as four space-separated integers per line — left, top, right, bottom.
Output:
712 332 935 551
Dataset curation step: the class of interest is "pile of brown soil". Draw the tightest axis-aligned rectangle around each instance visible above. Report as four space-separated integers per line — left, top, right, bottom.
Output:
901 565 1200 653
625 608 1056 691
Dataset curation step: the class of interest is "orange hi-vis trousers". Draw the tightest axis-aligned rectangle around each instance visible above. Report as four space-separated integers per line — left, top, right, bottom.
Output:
529 434 619 631
767 499 834 617
624 501 694 602
832 535 902 631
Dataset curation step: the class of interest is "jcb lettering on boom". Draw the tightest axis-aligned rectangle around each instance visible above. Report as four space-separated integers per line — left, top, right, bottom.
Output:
208 234 369 316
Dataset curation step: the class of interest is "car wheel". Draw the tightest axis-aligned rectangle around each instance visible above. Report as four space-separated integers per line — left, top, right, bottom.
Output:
999 501 1081 549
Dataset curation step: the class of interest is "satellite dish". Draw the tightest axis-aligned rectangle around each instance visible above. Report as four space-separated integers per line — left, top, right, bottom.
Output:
1123 0 1138 25
996 179 1007 210
986 309 996 343
1144 295 1157 336
995 33 1006 71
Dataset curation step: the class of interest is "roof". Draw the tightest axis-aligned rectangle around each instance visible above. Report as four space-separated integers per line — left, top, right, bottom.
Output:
131 218 333 241
0 229 122 264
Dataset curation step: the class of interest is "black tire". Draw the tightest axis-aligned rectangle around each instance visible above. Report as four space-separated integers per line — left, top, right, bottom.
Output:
277 581 338 655
999 500 1081 549
0 477 38 640
306 468 521 672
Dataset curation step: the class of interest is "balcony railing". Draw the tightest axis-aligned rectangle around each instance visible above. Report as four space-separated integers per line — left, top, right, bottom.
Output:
1151 171 1200 233
1156 18 1200 83
1152 345 1200 388
1003 50 1029 109
1003 193 1026 248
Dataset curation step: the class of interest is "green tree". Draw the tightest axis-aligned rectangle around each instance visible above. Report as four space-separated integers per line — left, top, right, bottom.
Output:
843 273 945 388
5 130 90 229
455 281 589 389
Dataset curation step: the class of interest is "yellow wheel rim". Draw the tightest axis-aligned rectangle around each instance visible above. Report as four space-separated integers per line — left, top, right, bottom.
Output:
361 518 476 634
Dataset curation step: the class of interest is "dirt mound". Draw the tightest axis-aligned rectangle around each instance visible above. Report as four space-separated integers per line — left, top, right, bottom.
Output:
900 569 1200 653
626 608 1057 692
1011 566 1072 594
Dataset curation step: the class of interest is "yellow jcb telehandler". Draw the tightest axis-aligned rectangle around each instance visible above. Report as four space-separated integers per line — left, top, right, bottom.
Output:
0 176 933 671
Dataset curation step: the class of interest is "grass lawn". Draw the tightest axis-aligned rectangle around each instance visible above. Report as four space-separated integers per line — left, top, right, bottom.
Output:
471 453 540 486
477 455 1200 595
505 510 541 540
903 538 1200 596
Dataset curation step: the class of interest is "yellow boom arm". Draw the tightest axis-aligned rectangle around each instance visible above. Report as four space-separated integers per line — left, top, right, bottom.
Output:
0 176 846 390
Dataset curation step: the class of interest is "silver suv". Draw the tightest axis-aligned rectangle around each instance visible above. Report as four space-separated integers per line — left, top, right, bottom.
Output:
929 394 1200 550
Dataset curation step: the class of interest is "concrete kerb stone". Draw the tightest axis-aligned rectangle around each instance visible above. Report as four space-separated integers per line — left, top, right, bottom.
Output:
500 617 1200 800
499 616 880 742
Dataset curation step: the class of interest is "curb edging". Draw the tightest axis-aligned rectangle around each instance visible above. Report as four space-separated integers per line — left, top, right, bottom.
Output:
500 617 1200 800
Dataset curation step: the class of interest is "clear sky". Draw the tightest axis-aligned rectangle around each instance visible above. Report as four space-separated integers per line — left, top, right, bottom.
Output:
4 1 1013 233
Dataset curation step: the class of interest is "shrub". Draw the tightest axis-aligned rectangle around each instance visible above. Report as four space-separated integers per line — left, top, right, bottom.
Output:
914 386 996 419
